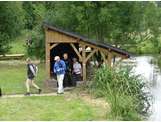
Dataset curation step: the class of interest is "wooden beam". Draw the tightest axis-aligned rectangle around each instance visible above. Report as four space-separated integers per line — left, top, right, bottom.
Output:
79 41 128 59
45 42 50 78
70 43 82 62
85 48 98 63
107 52 113 67
100 51 108 65
45 29 51 79
50 43 58 50
79 42 101 51
50 40 78 43
111 51 127 59
82 45 86 81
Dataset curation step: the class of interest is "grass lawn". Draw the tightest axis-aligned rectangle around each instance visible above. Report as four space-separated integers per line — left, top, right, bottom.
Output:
0 60 108 120
9 30 29 54
0 95 107 120
0 61 46 95
9 37 26 54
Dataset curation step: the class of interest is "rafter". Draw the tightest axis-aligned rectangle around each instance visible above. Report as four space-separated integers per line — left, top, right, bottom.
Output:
50 43 58 50
70 43 82 61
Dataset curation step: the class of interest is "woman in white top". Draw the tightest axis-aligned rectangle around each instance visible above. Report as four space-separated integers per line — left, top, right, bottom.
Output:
72 58 82 84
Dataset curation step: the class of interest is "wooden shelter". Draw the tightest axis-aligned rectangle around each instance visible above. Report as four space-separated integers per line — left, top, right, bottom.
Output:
44 24 130 81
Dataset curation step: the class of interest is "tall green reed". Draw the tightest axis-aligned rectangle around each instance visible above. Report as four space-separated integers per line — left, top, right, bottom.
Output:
88 66 151 120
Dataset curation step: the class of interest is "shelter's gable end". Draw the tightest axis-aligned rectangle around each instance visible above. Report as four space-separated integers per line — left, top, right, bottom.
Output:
46 29 77 43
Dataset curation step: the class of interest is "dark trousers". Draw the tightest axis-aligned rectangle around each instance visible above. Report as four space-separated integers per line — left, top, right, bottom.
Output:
63 72 73 87
72 73 82 86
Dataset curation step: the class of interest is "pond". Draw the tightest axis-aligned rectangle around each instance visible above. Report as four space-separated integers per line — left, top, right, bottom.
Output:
123 55 161 121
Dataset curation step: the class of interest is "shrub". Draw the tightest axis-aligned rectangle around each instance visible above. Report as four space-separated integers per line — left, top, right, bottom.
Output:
88 66 151 120
0 33 10 55
26 25 45 60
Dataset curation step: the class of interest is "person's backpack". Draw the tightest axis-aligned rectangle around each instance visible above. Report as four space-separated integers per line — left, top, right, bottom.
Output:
32 64 38 76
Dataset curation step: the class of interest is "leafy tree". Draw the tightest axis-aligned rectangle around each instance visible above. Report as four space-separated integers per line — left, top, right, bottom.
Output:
0 2 24 54
23 2 46 30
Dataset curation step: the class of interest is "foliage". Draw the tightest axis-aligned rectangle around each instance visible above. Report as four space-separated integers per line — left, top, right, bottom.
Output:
0 33 10 55
22 2 46 30
88 66 151 120
26 26 45 59
1 1 161 57
137 40 159 54
43 1 161 55
0 2 24 54
22 2 46 59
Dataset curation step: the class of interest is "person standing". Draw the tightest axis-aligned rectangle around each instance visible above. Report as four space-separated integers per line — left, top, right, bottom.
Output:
25 58 41 96
53 56 66 94
72 58 82 85
63 53 73 87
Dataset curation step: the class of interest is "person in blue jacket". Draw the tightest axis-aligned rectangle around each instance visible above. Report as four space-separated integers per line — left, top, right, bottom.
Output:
53 56 66 94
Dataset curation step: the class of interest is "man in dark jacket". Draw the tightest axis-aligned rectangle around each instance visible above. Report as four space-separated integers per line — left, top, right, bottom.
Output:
25 58 41 96
63 53 73 87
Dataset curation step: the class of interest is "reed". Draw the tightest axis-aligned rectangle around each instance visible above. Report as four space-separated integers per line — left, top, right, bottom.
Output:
88 66 151 120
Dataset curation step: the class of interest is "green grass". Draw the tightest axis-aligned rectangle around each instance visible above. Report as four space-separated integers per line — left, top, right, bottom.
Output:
8 30 30 54
9 37 26 54
0 60 108 120
0 96 106 120
0 61 46 94
9 40 25 54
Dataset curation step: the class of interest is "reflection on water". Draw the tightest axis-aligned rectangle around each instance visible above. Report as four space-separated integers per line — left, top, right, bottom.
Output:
124 56 161 121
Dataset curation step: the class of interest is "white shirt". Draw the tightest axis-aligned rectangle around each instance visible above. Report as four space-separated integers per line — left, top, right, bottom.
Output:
73 62 82 74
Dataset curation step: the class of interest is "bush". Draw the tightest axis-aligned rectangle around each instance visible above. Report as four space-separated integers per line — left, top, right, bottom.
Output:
88 66 151 120
26 25 45 60
137 40 159 54
0 33 10 55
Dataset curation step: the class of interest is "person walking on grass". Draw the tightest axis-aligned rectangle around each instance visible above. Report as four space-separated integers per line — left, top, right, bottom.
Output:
25 58 42 96
53 56 66 94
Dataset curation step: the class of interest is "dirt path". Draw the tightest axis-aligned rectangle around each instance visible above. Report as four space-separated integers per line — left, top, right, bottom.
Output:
1 92 58 98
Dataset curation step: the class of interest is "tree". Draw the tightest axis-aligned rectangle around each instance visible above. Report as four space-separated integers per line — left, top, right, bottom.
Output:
8 1 160 58
0 2 24 54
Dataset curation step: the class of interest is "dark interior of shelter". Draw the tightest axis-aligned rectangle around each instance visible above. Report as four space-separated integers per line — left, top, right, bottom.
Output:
50 43 79 77
49 43 105 80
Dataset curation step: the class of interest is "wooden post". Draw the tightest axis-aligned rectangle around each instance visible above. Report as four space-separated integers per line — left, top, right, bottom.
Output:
45 29 51 79
107 52 113 67
100 51 108 65
82 45 86 81
46 42 50 79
